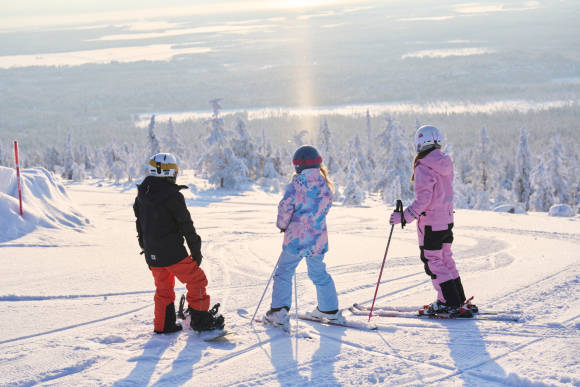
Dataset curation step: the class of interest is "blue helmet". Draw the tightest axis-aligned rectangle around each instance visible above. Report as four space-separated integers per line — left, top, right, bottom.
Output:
292 145 322 173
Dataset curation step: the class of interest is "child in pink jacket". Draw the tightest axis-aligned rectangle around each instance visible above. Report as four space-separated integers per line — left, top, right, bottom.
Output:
389 125 476 317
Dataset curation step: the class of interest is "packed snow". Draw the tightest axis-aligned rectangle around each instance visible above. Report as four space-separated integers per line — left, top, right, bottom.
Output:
0 166 88 242
0 171 578 386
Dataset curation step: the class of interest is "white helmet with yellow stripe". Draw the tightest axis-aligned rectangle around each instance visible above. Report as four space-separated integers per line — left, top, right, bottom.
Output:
148 153 179 178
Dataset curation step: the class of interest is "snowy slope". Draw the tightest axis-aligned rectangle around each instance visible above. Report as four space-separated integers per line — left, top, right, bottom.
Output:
0 166 89 243
0 173 578 386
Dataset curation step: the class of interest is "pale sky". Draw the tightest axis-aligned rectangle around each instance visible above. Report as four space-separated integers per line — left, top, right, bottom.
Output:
0 0 375 31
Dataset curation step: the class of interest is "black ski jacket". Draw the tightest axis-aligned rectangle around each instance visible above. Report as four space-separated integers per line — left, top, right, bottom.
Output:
133 176 202 267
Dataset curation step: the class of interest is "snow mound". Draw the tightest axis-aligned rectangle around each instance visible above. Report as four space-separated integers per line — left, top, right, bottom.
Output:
0 166 89 241
548 204 574 217
493 203 526 214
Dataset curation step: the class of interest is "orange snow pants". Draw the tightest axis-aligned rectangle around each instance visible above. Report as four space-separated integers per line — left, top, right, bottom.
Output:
150 256 210 332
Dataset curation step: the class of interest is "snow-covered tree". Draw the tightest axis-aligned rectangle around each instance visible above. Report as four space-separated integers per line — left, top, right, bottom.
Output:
445 144 470 208
498 157 515 196
62 133 74 180
342 159 365 206
147 115 160 157
206 147 249 189
62 133 84 181
206 99 227 147
82 145 95 173
513 127 533 210
546 137 570 205
259 129 286 177
530 155 553 211
344 134 372 191
473 190 491 210
231 117 259 178
0 144 8 167
365 110 376 173
316 118 341 177
375 120 412 203
473 126 494 193
164 118 185 162
255 129 284 190
373 117 395 191
382 174 402 206
123 144 143 182
92 148 109 180
199 99 234 186
293 130 309 147
43 147 61 173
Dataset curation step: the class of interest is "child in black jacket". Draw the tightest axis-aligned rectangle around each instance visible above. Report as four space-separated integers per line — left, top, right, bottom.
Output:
133 153 224 333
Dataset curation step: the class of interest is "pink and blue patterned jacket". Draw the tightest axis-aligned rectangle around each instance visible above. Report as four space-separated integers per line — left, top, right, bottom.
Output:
277 168 333 256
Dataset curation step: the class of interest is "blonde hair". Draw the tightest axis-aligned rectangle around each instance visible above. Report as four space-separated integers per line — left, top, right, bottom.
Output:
291 164 335 193
320 164 335 193
411 153 420 182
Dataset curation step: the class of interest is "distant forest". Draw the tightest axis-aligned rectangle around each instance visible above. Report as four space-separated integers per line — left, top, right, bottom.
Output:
1 99 578 214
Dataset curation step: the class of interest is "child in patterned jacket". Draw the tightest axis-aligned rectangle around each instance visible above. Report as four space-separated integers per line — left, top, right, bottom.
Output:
264 145 344 325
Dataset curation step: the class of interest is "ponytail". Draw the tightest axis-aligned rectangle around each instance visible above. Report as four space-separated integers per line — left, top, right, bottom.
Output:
411 148 437 182
320 164 335 193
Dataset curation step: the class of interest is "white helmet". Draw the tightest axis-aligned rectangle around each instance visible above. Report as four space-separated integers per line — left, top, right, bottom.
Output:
415 125 443 153
148 153 179 178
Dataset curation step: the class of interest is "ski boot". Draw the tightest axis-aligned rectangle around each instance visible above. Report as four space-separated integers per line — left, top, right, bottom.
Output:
310 307 346 324
419 300 450 316
188 303 225 332
461 296 479 314
264 306 290 326
154 303 183 334
448 305 473 318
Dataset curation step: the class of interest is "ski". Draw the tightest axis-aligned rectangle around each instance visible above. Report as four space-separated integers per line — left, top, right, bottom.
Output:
297 312 378 331
353 302 515 316
253 316 292 333
350 305 521 322
237 308 312 337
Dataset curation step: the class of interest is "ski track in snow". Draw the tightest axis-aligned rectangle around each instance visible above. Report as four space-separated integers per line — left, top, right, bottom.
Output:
1 182 579 386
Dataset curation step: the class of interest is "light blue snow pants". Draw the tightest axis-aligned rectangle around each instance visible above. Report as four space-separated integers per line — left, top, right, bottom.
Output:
271 250 339 312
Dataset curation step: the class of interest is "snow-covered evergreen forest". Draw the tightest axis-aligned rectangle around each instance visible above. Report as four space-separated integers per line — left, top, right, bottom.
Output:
1 98 578 214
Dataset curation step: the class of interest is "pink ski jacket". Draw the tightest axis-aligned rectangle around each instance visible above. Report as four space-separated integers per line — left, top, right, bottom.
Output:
405 149 454 227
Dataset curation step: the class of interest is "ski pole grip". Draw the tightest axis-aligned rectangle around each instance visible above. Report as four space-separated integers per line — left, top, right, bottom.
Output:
396 199 405 229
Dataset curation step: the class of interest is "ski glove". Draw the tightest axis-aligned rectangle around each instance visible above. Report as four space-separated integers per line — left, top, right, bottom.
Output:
192 251 203 266
389 209 415 225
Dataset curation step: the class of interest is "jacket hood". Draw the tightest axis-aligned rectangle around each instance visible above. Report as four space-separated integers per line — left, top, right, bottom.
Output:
295 168 326 189
418 149 453 176
137 176 185 205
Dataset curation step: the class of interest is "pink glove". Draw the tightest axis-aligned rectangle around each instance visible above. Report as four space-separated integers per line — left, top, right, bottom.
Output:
389 211 402 225
389 209 414 225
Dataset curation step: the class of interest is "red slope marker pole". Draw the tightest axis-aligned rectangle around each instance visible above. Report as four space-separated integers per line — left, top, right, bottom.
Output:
14 140 23 217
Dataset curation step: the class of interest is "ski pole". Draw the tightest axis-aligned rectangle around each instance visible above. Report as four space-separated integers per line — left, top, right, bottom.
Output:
294 272 299 339
250 254 281 324
368 199 404 321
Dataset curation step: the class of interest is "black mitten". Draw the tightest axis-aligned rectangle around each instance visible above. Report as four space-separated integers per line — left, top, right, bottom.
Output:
192 251 203 266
